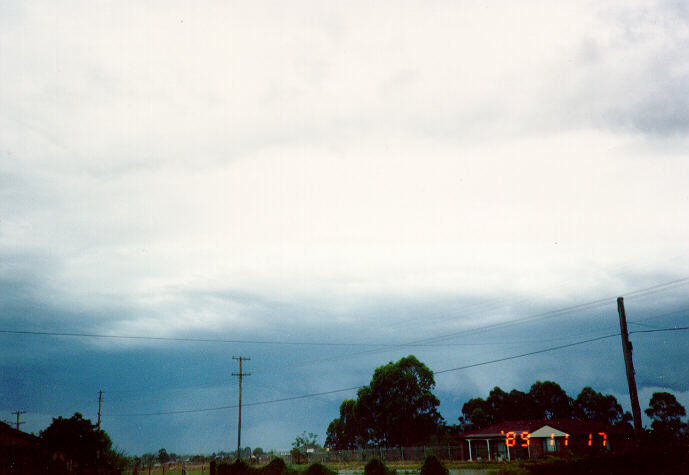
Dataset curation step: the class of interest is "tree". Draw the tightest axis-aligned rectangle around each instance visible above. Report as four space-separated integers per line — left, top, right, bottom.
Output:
459 387 536 430
293 431 319 450
326 355 443 448
40 412 122 472
158 448 170 465
325 399 360 449
645 392 687 440
141 453 156 475
574 387 631 426
528 381 573 420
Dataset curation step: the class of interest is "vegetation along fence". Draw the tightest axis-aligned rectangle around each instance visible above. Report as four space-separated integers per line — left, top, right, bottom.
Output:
282 446 465 464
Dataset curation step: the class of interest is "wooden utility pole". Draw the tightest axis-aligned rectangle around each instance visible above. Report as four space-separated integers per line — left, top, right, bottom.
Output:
12 410 26 431
232 356 250 460
617 297 643 444
97 390 103 430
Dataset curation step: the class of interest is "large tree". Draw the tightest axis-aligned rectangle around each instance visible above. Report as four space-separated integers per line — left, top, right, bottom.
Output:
645 392 687 440
325 399 360 449
574 387 631 426
459 382 633 430
528 381 573 420
459 387 538 430
325 355 443 448
40 412 123 472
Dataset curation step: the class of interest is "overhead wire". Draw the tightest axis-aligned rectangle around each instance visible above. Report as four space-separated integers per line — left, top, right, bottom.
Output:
103 325 689 417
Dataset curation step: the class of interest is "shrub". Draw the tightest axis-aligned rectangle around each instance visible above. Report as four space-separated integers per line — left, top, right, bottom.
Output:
304 462 335 475
364 458 395 475
420 454 448 475
261 457 293 475
217 459 254 475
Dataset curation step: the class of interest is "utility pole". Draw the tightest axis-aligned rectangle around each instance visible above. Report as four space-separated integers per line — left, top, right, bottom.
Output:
12 411 26 431
617 297 643 445
97 390 103 430
232 356 250 460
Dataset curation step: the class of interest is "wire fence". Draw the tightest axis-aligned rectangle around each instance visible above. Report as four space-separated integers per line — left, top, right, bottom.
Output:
279 445 467 464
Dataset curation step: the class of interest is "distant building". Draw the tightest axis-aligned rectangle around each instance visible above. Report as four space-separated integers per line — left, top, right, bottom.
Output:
458 419 634 461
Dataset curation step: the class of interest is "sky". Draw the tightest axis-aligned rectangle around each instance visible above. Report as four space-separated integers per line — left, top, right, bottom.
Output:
1 0 689 456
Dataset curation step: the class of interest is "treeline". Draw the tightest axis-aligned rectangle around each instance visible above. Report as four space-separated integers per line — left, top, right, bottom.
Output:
325 355 689 451
459 382 630 430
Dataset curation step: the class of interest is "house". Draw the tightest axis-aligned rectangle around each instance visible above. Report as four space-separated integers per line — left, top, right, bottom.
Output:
458 419 634 461
0 421 72 473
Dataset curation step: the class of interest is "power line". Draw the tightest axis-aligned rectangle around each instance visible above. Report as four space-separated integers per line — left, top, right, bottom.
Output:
93 325 689 418
101 332 622 417
269 279 689 370
104 387 360 417
629 326 689 335
432 333 620 374
2 277 687 353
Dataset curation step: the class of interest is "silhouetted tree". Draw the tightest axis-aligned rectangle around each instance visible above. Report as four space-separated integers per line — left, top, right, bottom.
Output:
40 412 123 472
459 387 537 430
325 399 360 449
528 381 573 419
574 387 631 426
158 448 170 465
326 355 443 448
645 392 687 442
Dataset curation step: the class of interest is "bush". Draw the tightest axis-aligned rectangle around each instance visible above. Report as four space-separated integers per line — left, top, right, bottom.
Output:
364 458 395 475
261 457 293 475
217 459 254 475
304 462 335 475
420 454 448 475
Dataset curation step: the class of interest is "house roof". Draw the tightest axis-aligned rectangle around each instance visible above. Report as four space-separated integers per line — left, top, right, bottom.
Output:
460 419 632 439
0 421 41 447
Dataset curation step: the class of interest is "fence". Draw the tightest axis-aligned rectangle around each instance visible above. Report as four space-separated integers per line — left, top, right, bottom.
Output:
281 445 466 464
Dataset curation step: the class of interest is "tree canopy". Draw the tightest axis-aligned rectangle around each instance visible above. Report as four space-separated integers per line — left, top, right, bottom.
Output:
459 382 631 431
645 391 687 440
325 355 443 448
40 412 123 472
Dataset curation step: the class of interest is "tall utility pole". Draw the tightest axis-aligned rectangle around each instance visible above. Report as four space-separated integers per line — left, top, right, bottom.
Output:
232 356 251 460
617 297 643 445
97 390 103 430
12 410 26 431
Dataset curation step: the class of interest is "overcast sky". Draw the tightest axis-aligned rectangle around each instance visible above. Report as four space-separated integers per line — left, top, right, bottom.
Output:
1 0 688 455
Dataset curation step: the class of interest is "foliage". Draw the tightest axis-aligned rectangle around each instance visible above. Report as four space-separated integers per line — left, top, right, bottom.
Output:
574 387 631 426
39 412 123 472
304 462 336 475
459 382 630 431
420 454 448 475
290 447 306 465
260 457 293 475
141 453 156 472
364 458 395 475
292 431 319 464
528 381 573 420
325 399 359 449
293 431 319 450
217 458 253 475
158 447 170 464
326 355 443 448
459 387 537 430
645 391 688 443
